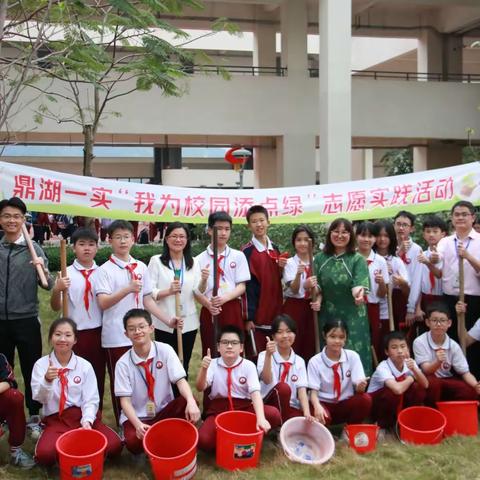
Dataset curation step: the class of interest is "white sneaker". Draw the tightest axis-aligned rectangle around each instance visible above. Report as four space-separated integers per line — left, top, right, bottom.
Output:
26 415 42 440
10 449 35 469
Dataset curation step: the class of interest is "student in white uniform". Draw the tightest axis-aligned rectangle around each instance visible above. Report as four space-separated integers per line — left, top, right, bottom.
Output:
50 227 106 407
308 320 372 431
195 325 281 452
257 314 313 423
114 308 200 455
32 318 122 466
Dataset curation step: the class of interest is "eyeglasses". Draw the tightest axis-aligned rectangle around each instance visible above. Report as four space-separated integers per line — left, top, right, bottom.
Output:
394 222 411 228
126 324 150 333
331 230 350 237
452 212 472 218
219 339 241 346
168 235 187 241
429 318 449 325
0 214 24 220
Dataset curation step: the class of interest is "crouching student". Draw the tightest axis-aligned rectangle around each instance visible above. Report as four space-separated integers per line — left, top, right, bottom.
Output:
307 320 372 433
413 301 480 408
257 315 313 423
196 325 281 452
32 318 122 466
367 332 428 435
0 353 34 468
115 309 200 455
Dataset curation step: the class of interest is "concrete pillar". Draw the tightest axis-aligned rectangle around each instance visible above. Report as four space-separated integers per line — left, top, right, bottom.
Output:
278 134 316 186
364 148 374 179
444 35 463 77
413 146 428 171
254 145 280 188
153 147 182 184
253 24 277 73
319 0 352 184
280 0 308 77
414 144 462 171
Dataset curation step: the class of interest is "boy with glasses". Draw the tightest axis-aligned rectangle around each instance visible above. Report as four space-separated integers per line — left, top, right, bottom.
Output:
413 302 479 407
115 309 200 455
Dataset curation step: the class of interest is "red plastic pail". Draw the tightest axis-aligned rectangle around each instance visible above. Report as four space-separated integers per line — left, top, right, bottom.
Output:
398 406 446 445
437 401 479 437
345 424 379 454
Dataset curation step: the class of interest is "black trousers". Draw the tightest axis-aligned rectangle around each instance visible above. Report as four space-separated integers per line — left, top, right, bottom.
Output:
0 317 43 415
155 328 197 378
443 294 480 380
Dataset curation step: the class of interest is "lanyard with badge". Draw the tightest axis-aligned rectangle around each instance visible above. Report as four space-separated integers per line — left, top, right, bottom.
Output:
453 237 470 289
130 343 159 418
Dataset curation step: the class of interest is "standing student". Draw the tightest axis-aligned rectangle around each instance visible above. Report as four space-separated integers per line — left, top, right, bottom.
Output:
115 309 200 455
242 205 287 358
415 215 447 329
367 332 428 436
148 222 201 374
0 197 54 438
413 301 480 408
257 315 313 423
356 221 389 362
374 220 410 339
195 212 250 357
196 325 281 452
50 227 106 408
282 226 320 362
437 201 480 378
308 320 372 432
0 353 35 468
314 218 372 374
393 211 423 330
95 220 181 424
32 318 122 466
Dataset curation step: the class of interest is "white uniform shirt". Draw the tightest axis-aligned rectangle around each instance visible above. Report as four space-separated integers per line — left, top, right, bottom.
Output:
365 251 389 304
398 240 423 314
307 348 365 403
147 255 200 333
114 341 186 425
66 260 102 330
283 255 312 299
206 356 260 400
31 352 99 424
367 358 418 393
195 245 250 298
257 350 308 409
413 332 469 378
379 255 410 320
468 319 480 342
95 255 152 348
420 248 444 296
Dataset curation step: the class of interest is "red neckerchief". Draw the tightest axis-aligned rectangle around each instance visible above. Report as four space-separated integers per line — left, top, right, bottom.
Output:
429 271 436 293
332 363 342 402
109 256 139 306
209 253 225 291
79 269 95 313
58 368 69 416
137 358 155 402
395 372 407 413
303 263 312 299
223 359 243 411
399 251 410 265
280 362 292 383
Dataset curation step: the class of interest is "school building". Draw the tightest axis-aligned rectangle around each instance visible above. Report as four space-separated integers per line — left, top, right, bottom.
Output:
2 0 480 188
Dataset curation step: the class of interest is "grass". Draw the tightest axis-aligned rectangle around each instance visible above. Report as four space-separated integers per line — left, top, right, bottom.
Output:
1 290 480 479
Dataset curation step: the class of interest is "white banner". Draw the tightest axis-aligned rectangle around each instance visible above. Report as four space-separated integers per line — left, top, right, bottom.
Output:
0 161 479 223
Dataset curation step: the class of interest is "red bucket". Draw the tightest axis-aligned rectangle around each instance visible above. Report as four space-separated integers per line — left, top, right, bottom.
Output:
56 428 107 480
215 411 264 471
437 401 479 437
143 418 198 480
398 406 446 445
345 424 379 454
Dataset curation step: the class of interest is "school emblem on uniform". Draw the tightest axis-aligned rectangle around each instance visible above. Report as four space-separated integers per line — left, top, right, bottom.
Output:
73 376 81 384
442 362 450 371
345 370 351 378
137 273 143 280
230 261 236 269
156 361 163 369
239 376 247 384
291 375 298 382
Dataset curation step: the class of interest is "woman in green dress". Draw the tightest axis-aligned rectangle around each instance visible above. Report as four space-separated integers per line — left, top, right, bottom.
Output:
314 218 372 375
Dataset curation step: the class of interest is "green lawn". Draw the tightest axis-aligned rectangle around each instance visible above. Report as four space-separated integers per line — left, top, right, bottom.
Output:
1 289 479 479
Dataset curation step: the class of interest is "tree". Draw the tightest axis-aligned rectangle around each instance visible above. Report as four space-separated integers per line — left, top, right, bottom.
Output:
380 148 413 176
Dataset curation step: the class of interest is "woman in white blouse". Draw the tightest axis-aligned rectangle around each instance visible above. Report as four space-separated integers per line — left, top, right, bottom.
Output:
148 222 201 375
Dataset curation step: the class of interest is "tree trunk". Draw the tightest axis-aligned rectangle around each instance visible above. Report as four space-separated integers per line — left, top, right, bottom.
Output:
83 124 94 177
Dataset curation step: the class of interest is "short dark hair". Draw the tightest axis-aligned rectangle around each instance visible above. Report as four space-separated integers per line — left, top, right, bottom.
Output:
422 215 448 233
374 220 397 256
291 225 315 249
108 220 134 237
384 331 407 351
355 221 379 237
246 205 269 223
271 314 297 335
71 227 98 245
217 324 245 344
323 218 356 255
451 200 475 215
208 211 232 228
322 319 348 338
425 301 450 320
394 210 416 226
0 197 27 215
48 317 78 341
123 308 152 330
